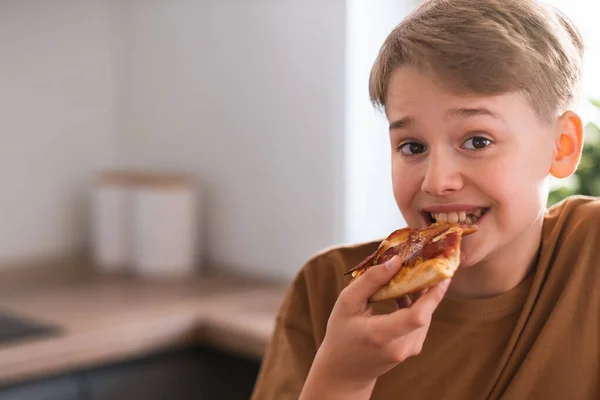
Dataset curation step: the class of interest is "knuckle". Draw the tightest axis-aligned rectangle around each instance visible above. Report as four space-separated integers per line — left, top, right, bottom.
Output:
393 342 423 363
368 330 388 349
393 347 409 363
336 287 354 307
410 311 431 328
413 341 424 355
336 292 353 311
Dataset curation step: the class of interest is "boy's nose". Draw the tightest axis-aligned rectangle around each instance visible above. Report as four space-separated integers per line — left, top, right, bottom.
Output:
421 155 463 196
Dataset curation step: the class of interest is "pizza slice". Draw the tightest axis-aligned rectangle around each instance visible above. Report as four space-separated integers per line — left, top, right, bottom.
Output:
346 223 477 302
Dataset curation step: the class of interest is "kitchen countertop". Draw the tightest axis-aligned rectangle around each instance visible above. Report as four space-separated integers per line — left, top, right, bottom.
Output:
0 259 289 386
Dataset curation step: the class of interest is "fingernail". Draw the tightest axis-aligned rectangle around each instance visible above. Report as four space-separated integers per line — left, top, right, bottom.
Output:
385 256 397 270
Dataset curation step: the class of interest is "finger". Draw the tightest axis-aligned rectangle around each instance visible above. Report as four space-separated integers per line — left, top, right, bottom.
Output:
369 279 450 338
410 279 451 317
395 296 411 310
389 325 429 362
409 289 427 304
340 256 403 312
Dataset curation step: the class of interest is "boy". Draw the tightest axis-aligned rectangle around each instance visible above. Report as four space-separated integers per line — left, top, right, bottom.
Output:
252 0 599 398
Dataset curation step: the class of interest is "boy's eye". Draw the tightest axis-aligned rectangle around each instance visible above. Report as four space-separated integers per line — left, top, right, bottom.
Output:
398 142 427 156
462 136 492 150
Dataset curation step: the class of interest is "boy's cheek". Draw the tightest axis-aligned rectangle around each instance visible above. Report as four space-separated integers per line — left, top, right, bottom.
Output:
490 163 547 198
481 158 534 191
392 175 418 200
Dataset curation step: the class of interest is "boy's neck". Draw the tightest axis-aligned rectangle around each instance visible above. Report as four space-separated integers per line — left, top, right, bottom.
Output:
446 219 543 299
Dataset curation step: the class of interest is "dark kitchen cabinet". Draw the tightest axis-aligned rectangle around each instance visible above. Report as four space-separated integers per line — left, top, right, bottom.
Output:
0 346 261 400
0 374 82 400
84 346 260 400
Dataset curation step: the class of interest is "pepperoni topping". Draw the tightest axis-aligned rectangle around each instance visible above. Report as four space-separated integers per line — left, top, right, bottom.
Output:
377 224 450 264
347 223 474 277
377 242 414 265
422 231 459 260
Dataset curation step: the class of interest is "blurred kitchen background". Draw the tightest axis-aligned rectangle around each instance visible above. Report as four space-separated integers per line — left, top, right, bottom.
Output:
0 1 598 399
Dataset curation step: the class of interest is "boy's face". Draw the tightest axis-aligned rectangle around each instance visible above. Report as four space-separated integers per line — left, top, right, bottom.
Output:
385 66 556 267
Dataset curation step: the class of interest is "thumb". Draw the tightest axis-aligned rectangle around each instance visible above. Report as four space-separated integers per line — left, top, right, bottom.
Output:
342 256 403 310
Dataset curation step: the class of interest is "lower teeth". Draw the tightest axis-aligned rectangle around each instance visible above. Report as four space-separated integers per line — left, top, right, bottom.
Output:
465 214 482 224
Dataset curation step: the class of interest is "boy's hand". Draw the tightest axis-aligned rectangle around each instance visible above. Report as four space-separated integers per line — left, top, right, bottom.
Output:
300 256 449 399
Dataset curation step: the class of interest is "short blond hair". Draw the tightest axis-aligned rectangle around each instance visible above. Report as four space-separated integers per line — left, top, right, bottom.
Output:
369 0 584 122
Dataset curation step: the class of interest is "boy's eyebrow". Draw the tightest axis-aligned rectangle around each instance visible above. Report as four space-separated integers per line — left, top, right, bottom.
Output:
445 107 504 121
389 116 414 131
389 107 504 131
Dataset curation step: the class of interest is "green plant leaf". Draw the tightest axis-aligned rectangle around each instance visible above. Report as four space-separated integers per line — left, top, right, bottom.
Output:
590 98 600 110
548 186 577 207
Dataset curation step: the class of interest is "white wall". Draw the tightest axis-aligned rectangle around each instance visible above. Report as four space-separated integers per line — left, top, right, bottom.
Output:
344 0 419 244
116 0 347 281
0 0 118 266
543 0 600 122
0 0 417 281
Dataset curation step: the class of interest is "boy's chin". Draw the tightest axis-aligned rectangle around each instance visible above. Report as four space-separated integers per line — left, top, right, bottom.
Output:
456 232 488 268
459 252 478 268
458 243 484 268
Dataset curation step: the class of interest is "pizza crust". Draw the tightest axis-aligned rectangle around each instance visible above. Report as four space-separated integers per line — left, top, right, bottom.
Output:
369 242 460 302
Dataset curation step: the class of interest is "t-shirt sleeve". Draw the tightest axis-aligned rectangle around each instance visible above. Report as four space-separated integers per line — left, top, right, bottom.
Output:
250 242 371 399
250 271 318 400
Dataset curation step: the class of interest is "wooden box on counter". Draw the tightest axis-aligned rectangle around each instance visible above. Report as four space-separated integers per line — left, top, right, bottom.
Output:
91 169 201 280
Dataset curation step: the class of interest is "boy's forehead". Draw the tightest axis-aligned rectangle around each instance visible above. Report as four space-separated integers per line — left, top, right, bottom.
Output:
385 67 538 126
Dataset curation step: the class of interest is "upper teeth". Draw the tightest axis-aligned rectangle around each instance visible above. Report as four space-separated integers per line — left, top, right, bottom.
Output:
432 209 483 224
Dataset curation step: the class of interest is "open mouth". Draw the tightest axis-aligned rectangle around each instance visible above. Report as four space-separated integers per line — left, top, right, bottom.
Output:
424 208 489 226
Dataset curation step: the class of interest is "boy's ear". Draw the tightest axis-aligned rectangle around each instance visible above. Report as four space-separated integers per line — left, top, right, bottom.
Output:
550 110 584 179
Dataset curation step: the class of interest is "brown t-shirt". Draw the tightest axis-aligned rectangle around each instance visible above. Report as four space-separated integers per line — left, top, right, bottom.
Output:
251 196 600 400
